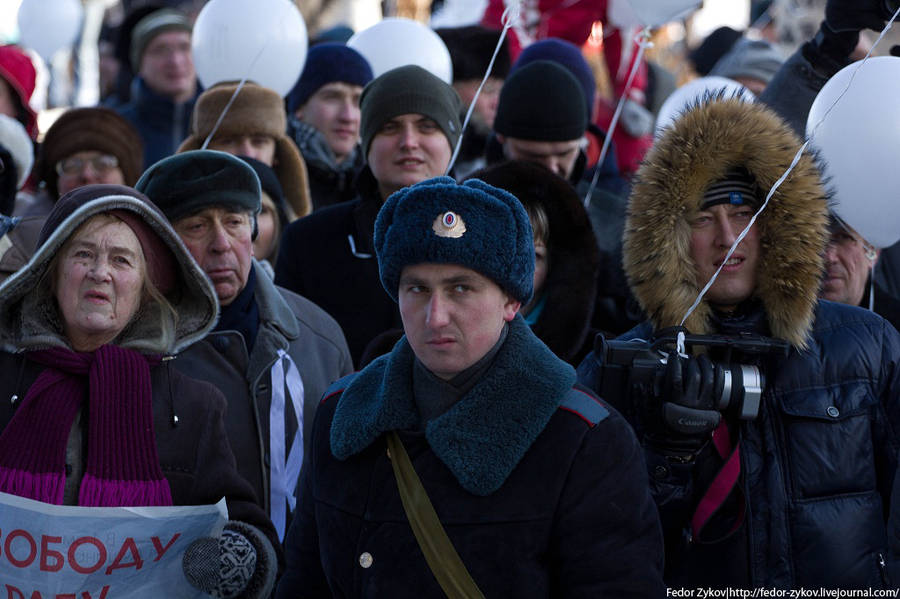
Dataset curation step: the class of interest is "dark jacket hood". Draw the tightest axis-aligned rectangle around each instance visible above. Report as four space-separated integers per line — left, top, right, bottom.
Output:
0 184 219 355
624 97 829 349
469 160 600 362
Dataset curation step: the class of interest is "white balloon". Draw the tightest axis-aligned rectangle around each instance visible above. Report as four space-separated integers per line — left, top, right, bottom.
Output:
655 76 756 136
348 18 452 84
17 0 83 61
807 56 900 249
192 0 308 97
625 0 700 28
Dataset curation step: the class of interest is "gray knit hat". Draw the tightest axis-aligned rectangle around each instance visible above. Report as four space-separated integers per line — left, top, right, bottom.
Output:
709 38 783 87
375 176 534 304
130 9 192 71
360 65 461 157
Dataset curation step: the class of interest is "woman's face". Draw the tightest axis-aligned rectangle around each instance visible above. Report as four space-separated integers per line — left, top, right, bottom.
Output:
55 217 145 351
252 191 279 262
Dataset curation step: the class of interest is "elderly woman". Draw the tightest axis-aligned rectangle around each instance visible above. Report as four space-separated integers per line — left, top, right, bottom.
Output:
0 184 277 598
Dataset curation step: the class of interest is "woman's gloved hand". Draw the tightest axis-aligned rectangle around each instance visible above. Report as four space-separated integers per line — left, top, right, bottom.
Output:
183 521 275 599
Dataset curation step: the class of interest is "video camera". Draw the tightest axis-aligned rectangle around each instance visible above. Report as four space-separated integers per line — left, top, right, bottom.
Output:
592 328 790 422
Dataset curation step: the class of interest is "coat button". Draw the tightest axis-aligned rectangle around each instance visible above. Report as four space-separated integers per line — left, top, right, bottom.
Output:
826 406 840 418
359 552 373 568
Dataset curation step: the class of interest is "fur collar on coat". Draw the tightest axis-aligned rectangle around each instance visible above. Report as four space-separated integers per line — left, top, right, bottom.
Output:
624 98 829 349
329 315 576 496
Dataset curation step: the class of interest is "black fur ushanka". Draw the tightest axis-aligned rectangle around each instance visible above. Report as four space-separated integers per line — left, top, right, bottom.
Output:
624 98 830 349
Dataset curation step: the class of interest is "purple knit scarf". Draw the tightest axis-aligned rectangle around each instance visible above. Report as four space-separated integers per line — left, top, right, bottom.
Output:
0 345 172 506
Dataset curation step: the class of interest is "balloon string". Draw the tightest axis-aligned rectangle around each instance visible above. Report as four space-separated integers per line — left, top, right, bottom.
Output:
200 41 271 150
445 0 521 175
678 7 900 329
584 26 652 208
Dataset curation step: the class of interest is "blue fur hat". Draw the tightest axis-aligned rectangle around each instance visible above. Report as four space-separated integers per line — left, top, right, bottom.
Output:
375 176 534 304
287 44 374 115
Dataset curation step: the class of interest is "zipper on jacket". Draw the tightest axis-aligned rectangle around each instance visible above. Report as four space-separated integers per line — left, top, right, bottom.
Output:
878 552 891 588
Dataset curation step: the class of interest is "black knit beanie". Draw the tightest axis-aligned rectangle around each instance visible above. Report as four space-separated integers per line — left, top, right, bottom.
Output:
360 65 461 156
135 150 261 225
494 60 587 142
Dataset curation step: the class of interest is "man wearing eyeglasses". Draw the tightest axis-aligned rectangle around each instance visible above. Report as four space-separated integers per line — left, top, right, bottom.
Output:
115 8 198 169
15 108 144 219
2 108 144 283
821 216 900 332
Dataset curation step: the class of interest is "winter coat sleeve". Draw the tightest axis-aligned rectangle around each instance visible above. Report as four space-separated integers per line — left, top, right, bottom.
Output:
550 408 665 597
759 33 854 137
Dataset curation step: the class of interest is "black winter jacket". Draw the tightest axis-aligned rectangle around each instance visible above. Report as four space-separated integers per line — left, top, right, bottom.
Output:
278 316 665 597
274 167 401 366
579 301 900 587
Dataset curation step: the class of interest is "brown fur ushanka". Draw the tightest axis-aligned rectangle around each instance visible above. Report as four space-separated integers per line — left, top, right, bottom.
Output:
624 98 829 349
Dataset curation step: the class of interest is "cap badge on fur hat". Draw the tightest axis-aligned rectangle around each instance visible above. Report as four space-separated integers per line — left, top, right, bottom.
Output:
433 211 466 238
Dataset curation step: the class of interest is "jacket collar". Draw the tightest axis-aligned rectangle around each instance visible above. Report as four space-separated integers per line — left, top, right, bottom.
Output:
330 315 576 495
246 260 300 382
133 77 197 120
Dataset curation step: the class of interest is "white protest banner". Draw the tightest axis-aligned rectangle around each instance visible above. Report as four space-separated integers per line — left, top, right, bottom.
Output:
0 491 227 598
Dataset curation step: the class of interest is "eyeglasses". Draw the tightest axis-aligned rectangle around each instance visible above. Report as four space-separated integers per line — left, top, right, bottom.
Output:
55 154 119 176
827 229 861 248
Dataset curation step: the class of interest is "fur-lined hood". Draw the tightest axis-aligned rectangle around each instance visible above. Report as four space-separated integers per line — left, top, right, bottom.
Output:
0 186 218 355
624 98 829 349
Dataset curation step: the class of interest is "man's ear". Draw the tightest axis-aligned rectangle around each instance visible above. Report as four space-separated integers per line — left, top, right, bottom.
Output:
503 296 521 322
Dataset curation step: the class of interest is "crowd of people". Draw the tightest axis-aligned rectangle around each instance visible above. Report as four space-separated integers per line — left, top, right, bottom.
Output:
0 0 899 595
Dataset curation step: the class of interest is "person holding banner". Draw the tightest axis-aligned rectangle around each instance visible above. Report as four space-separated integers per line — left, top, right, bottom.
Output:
0 184 279 598
576 96 900 589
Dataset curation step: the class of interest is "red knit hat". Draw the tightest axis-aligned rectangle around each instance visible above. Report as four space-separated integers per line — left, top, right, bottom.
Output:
0 45 37 138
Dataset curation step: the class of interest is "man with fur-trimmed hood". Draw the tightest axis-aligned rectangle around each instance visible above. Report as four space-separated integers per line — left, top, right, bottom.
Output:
578 96 900 588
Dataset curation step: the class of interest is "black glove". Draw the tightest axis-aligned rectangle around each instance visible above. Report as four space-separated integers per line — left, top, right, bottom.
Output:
183 525 258 599
825 0 899 32
645 352 721 458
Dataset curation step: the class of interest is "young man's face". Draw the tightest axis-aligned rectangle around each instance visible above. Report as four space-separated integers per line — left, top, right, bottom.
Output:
295 82 363 164
173 206 254 306
138 30 196 104
821 222 877 307
688 203 761 311
367 114 452 199
398 263 520 380
498 136 581 180
208 134 277 167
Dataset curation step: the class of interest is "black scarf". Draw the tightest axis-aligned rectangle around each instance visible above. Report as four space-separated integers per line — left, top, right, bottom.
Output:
214 267 260 352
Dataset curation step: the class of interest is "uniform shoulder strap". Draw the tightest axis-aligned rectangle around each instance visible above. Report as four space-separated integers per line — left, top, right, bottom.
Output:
321 373 357 403
559 387 610 427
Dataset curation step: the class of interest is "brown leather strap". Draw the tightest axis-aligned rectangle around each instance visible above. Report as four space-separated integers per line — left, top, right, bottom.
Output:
386 431 485 599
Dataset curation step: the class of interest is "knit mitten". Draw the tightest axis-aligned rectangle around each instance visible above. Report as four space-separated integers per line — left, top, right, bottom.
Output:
183 521 275 598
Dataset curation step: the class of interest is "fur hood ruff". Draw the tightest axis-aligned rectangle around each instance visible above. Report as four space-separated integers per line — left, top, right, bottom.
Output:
329 315 576 496
624 98 829 349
